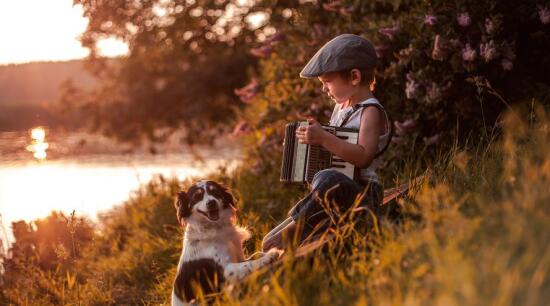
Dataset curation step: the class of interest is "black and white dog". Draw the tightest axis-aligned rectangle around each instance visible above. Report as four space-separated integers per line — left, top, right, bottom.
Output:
171 180 282 305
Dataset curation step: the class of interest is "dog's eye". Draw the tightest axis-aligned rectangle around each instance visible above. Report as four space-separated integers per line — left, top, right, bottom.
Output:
191 192 203 202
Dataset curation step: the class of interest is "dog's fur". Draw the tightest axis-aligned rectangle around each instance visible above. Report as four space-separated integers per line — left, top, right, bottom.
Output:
171 180 281 305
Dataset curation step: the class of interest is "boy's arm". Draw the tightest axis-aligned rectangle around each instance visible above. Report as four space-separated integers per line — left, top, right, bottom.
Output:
299 107 381 168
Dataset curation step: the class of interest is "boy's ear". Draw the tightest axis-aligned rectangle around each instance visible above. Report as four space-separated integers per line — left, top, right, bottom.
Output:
175 190 191 225
350 69 361 86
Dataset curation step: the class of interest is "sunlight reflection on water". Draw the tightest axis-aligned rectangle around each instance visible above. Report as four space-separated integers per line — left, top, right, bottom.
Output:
0 155 241 245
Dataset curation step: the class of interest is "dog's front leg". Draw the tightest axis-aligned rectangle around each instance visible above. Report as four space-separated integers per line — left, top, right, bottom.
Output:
223 249 283 283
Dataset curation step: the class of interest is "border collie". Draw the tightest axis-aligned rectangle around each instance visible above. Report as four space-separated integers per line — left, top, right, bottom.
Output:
171 180 282 305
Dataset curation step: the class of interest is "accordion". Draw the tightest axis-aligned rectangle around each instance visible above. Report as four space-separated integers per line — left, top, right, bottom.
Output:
280 121 359 184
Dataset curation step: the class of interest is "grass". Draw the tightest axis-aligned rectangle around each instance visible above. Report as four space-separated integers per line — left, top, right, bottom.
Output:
1 106 549 305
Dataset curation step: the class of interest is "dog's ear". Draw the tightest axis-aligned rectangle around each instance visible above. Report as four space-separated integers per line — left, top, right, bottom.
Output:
175 190 191 224
219 184 237 211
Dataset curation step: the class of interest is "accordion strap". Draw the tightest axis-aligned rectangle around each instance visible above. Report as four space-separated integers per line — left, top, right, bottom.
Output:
339 102 393 159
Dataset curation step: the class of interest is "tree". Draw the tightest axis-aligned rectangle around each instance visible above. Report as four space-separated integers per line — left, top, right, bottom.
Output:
62 0 279 144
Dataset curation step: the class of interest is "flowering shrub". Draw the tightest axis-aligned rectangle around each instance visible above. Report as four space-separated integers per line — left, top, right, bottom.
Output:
233 0 550 180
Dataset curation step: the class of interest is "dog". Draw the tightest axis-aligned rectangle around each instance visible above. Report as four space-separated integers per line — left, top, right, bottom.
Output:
171 180 282 305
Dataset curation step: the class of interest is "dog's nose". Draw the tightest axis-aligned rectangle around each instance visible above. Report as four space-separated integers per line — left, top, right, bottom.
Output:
206 200 217 210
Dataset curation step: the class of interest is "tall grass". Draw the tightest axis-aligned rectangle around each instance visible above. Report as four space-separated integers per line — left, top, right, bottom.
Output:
1 106 549 305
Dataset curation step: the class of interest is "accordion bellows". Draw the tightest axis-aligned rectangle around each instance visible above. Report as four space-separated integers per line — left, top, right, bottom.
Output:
280 121 359 183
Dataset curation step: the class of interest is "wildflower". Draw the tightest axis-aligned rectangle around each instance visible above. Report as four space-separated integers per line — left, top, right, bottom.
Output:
394 119 416 136
231 120 251 137
339 6 354 16
424 14 437 26
501 58 514 71
250 45 272 58
234 78 259 103
457 12 471 27
395 45 413 66
265 32 285 44
378 23 400 40
375 45 389 58
423 133 441 146
322 1 342 12
391 135 405 145
485 18 496 35
479 40 498 62
405 73 418 99
431 34 444 60
538 5 550 24
462 43 477 62
426 82 442 104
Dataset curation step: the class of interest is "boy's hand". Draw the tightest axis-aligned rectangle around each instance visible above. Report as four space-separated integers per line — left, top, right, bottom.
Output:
296 118 326 145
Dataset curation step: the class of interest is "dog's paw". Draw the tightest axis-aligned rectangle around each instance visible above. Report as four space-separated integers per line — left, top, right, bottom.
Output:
264 248 284 263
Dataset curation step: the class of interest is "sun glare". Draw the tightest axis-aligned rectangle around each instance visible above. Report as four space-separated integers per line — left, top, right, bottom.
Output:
0 0 128 65
26 127 48 160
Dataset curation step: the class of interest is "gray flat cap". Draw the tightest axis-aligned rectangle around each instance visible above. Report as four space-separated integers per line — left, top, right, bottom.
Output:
300 34 378 78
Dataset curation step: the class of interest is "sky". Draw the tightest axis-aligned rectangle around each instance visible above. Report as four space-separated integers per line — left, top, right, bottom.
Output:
0 0 128 65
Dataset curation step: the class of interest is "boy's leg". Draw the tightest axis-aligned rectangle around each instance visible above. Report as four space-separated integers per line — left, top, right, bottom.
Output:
289 169 366 242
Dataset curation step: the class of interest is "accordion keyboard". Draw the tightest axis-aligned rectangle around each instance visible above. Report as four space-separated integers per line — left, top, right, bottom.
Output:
281 121 359 183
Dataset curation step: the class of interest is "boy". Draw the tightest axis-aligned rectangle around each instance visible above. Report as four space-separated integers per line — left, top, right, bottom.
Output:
262 34 391 251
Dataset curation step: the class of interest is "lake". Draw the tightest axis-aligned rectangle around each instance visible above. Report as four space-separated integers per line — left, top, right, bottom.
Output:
0 128 242 248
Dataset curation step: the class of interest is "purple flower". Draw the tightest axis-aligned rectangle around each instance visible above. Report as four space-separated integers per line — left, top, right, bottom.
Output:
266 32 285 44
394 119 416 136
538 5 550 24
423 134 441 146
339 6 354 16
457 12 471 27
378 24 400 40
250 45 273 58
391 135 405 145
374 45 389 58
234 78 259 103
501 59 513 71
479 40 498 62
405 80 418 99
462 43 477 62
485 18 496 35
405 73 418 99
426 82 442 104
322 1 342 12
424 14 437 26
231 120 251 137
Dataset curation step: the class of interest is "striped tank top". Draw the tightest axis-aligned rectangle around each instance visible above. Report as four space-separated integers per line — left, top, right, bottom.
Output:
328 98 390 184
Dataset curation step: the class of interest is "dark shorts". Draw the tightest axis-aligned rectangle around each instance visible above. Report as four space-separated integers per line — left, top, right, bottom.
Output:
263 169 383 247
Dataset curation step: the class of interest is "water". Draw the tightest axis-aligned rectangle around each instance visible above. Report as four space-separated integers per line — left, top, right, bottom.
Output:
0 129 242 248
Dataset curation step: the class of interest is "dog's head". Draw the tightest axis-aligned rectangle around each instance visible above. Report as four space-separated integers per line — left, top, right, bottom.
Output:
174 180 237 227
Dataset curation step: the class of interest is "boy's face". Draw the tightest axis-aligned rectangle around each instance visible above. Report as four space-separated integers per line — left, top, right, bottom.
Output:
317 72 356 104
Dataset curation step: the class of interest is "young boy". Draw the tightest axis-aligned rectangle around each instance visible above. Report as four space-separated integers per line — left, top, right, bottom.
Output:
262 34 392 251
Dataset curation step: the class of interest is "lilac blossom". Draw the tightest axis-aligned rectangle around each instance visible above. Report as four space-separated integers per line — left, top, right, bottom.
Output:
265 32 285 44
378 24 400 40
485 18 496 35
231 120 251 137
457 12 471 27
405 73 419 99
424 14 437 26
462 43 477 62
250 45 273 58
391 135 405 145
501 59 514 71
538 5 550 24
480 40 498 62
426 82 442 104
374 45 389 58
394 119 416 136
234 78 259 103
423 134 441 146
